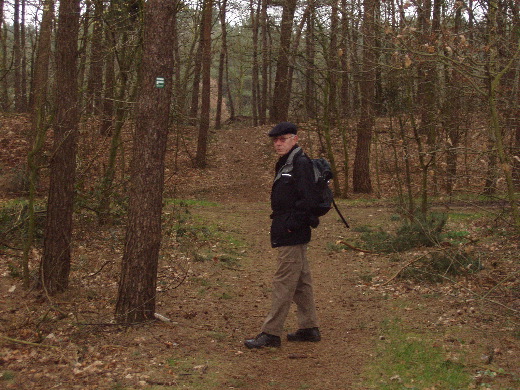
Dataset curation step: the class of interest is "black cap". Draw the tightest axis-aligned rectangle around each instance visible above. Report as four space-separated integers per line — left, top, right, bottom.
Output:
268 122 298 137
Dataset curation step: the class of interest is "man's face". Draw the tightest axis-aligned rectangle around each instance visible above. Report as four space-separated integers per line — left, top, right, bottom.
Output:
272 134 298 156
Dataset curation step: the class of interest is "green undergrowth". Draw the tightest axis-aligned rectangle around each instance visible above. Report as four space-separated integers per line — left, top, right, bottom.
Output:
162 199 246 268
397 250 482 283
355 212 449 253
164 198 218 208
0 198 46 245
328 210 486 283
362 319 471 390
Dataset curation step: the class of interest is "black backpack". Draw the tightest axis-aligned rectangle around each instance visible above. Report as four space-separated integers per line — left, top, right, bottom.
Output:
311 157 334 217
276 147 349 227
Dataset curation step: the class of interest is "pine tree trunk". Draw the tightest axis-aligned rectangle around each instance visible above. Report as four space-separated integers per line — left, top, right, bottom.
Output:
259 0 268 125
195 0 212 168
115 0 176 323
24 0 54 289
86 0 104 115
250 0 260 127
270 0 297 123
353 0 376 193
40 0 81 295
0 0 5 109
215 0 228 130
13 0 22 111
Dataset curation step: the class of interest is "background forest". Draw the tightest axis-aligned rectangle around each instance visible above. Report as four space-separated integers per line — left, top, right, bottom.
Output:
1 0 519 204
0 0 519 389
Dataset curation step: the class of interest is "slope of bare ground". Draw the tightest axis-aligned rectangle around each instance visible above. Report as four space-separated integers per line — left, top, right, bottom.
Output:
0 115 518 389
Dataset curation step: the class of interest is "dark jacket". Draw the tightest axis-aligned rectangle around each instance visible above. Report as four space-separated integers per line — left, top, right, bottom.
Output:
270 145 321 248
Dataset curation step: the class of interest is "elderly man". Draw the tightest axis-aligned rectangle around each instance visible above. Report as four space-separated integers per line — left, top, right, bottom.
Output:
244 122 321 349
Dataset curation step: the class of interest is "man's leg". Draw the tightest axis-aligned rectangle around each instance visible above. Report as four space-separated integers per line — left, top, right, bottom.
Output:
293 245 318 329
260 244 305 337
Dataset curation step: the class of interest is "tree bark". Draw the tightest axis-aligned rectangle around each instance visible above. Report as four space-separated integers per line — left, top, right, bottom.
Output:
259 0 268 125
115 0 176 323
353 0 376 193
24 0 54 288
13 0 22 111
40 0 81 295
250 0 260 126
444 5 463 195
99 0 115 137
195 0 212 168
305 4 316 120
189 11 203 125
20 0 27 111
0 0 5 110
269 0 297 123
215 0 228 130
86 0 104 115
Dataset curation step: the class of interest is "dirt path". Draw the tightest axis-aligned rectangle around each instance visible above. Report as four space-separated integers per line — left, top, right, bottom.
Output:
186 200 384 390
160 124 392 388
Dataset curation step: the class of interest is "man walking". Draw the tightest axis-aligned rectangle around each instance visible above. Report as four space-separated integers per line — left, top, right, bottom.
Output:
245 122 322 349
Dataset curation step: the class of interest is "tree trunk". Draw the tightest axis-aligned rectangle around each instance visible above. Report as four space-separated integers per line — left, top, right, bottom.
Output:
99 2 115 137
40 0 81 295
305 5 316 120
327 1 339 127
20 0 27 111
286 4 310 119
250 0 260 127
444 6 463 195
215 0 228 130
259 0 268 125
195 0 212 168
269 0 297 123
0 12 8 110
514 120 520 190
86 0 104 115
23 0 55 289
339 0 351 119
189 16 203 125
77 0 91 110
353 0 376 193
13 0 22 112
484 0 499 195
115 0 176 323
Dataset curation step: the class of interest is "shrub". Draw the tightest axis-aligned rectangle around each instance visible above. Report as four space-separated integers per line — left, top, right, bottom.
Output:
360 212 448 253
398 250 482 283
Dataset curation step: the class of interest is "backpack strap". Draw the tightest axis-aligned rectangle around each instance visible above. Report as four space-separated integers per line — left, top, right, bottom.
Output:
273 147 301 183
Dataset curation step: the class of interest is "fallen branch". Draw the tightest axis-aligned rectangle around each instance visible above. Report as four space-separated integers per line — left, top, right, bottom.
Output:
381 254 428 286
85 260 113 278
0 334 59 349
338 240 375 254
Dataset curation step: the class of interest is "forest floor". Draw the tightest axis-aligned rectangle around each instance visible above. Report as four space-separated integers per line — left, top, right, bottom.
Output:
0 114 519 389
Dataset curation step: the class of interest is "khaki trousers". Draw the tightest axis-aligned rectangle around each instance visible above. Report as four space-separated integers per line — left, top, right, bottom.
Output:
261 244 318 337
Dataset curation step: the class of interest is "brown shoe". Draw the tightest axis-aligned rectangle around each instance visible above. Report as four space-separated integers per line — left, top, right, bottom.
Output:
244 333 281 349
287 327 321 342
